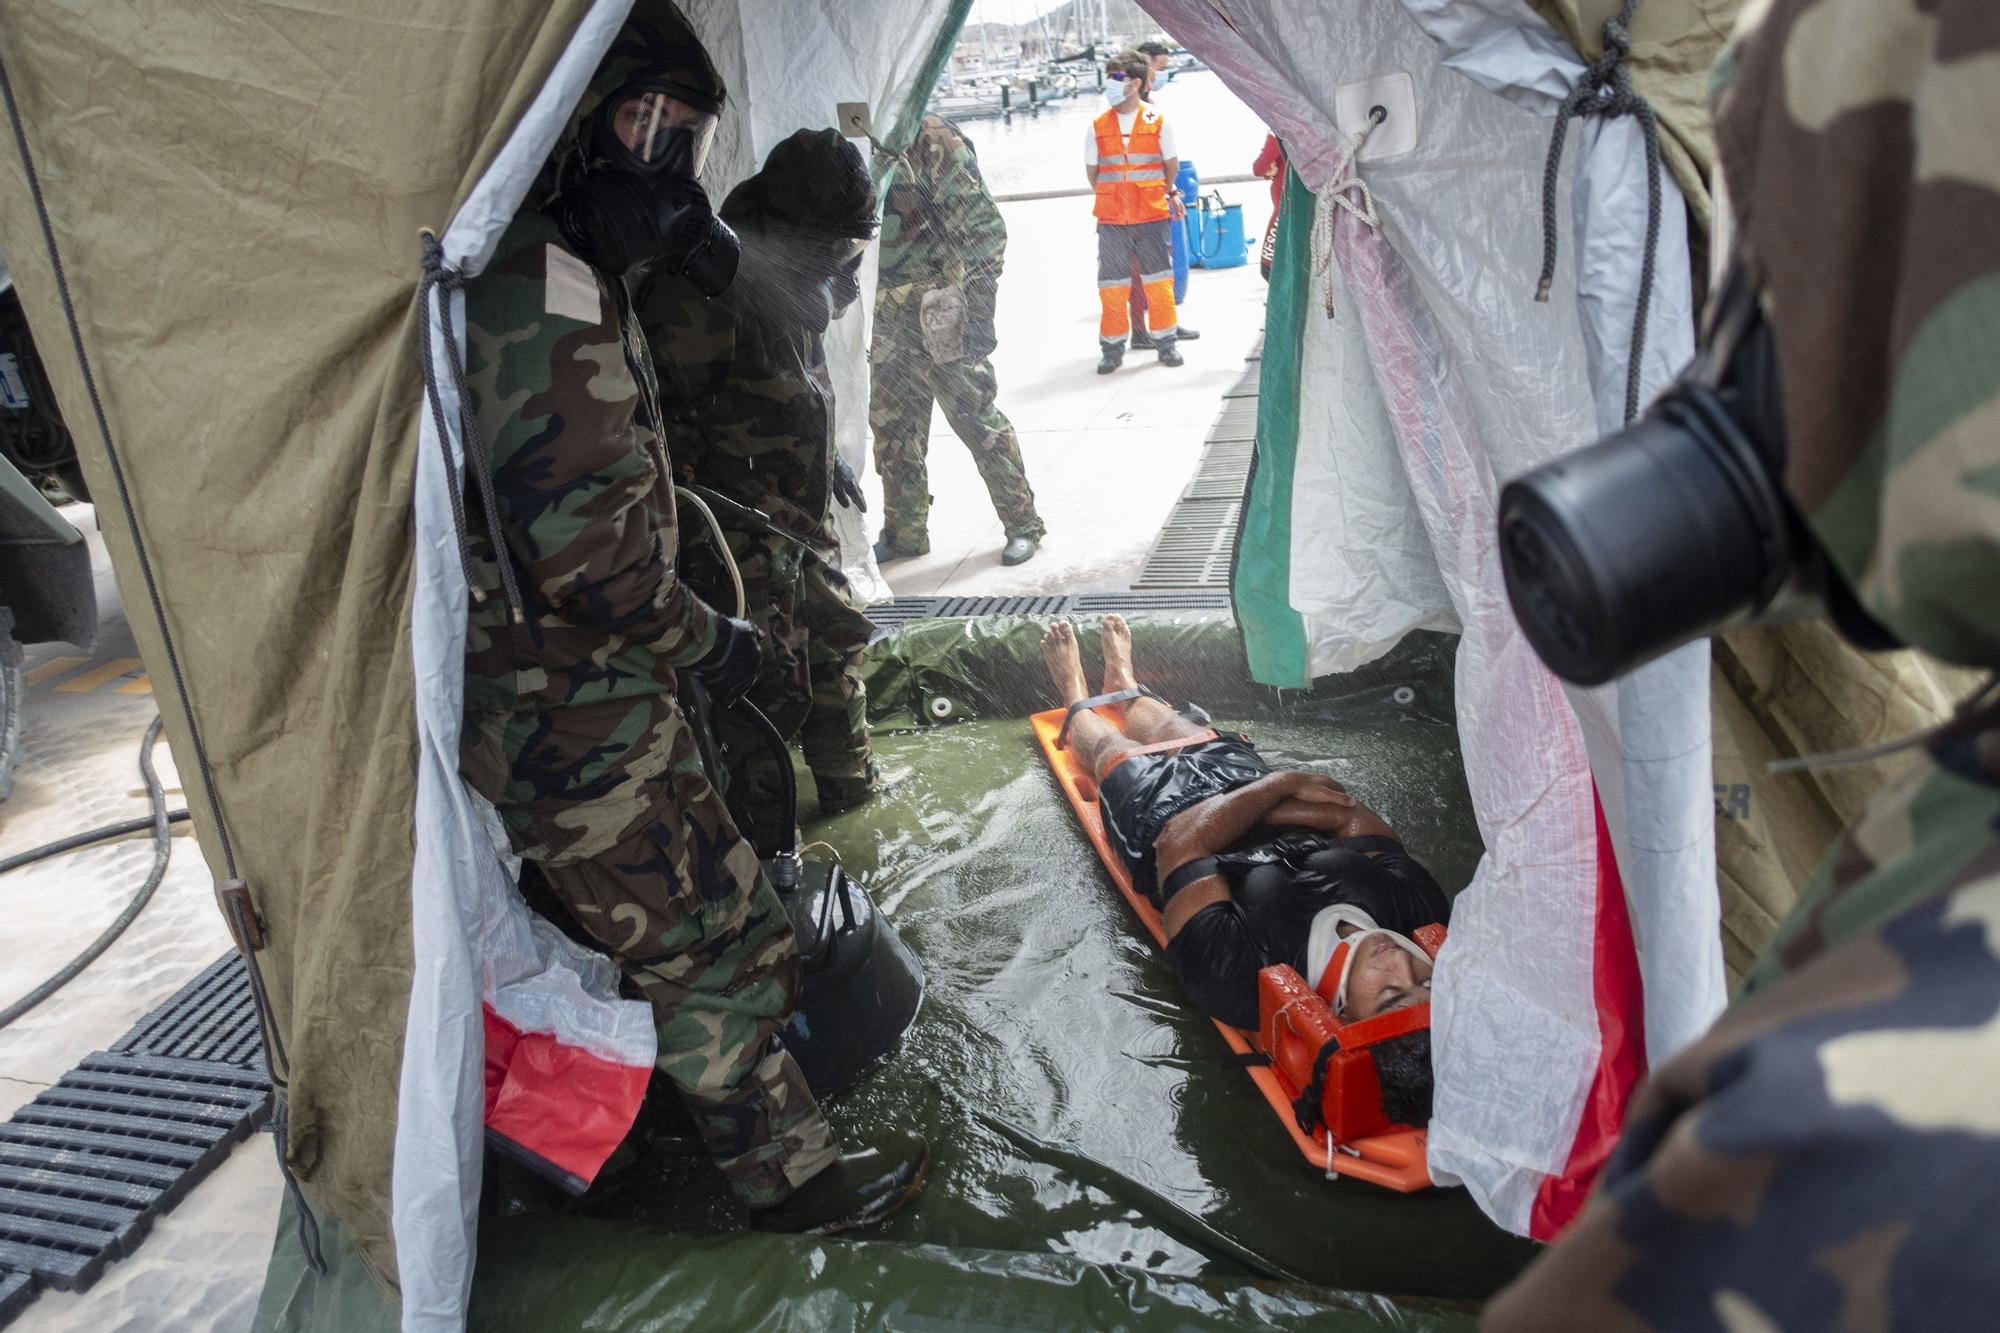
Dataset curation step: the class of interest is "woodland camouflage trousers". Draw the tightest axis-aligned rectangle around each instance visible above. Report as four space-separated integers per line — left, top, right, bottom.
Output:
868 337 1044 547
523 750 838 1207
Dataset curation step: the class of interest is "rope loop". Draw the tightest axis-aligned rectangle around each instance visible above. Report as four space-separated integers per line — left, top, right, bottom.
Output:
417 232 527 625
1532 0 1663 423
1310 109 1387 319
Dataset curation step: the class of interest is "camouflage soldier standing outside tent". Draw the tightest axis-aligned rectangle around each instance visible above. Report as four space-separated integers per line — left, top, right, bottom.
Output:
456 9 925 1234
870 114 1047 568
1487 0 2000 1324
639 129 901 853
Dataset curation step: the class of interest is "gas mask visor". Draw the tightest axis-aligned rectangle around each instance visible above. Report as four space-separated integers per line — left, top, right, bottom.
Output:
552 84 737 292
600 83 719 178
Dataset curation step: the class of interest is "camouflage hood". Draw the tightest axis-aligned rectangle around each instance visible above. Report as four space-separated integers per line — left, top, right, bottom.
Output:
1714 0 2000 669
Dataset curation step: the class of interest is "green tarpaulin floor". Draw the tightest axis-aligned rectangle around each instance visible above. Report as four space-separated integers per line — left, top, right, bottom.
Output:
255 617 1536 1330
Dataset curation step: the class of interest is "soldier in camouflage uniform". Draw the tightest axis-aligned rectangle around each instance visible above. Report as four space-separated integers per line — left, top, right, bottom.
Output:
638 129 889 852
458 10 925 1233
1488 0 2000 1323
870 114 1046 568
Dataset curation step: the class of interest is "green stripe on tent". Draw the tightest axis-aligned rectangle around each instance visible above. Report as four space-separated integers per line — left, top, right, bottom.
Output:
1232 166 1312 688
883 0 977 152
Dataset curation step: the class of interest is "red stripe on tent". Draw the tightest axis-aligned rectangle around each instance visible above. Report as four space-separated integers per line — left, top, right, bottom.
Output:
482 1006 651 1190
1528 786 1648 1240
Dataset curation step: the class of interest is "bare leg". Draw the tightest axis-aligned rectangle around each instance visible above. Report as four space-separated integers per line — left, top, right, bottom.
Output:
1042 620 1136 780
1099 615 1209 746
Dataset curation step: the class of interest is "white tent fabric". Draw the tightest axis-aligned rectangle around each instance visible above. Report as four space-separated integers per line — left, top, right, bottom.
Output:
1143 0 1725 1236
401 2 956 1325
691 0 938 605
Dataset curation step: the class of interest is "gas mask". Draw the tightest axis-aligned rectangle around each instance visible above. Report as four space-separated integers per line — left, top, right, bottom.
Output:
550 82 739 294
828 252 865 321
1498 260 1901 685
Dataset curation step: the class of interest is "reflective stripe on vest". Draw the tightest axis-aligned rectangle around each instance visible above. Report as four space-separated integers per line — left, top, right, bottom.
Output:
1092 105 1170 224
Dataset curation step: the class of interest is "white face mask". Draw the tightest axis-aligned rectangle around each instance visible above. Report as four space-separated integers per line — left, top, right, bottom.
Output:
1106 83 1128 107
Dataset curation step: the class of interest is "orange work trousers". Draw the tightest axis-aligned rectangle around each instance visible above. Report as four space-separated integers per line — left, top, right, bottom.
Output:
1096 220 1176 343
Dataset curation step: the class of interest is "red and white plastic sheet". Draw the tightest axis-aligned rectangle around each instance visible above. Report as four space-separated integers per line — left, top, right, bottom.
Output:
1141 0 1725 1236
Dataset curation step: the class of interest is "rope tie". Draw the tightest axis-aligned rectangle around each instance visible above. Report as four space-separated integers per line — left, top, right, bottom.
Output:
1311 107 1387 319
419 233 526 625
1533 0 1663 423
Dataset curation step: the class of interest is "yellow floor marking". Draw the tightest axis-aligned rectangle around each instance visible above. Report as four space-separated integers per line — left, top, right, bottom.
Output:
52 656 146 693
116 674 154 695
23 655 89 686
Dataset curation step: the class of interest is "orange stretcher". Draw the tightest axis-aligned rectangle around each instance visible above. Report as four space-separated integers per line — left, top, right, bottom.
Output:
1031 706 1435 1191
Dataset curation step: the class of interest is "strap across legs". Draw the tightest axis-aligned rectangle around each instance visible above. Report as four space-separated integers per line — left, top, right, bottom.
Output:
1054 685 1213 749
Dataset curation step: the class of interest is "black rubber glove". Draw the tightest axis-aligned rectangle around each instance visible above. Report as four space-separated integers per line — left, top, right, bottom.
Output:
963 276 1000 361
688 614 763 706
831 457 867 512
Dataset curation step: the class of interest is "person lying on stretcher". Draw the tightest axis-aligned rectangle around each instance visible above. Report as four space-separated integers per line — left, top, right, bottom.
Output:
1042 616 1449 1124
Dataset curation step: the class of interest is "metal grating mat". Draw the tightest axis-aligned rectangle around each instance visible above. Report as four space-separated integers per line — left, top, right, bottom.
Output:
0 1053 268 1300
1184 441 1254 501
1067 590 1231 612
111 954 265 1070
1134 500 1241 589
0 959 274 1325
1207 400 1259 443
1131 360 1260 590
931 593 1068 619
866 590 1232 633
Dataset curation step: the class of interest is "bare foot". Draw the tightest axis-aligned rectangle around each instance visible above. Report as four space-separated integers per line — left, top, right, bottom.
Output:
1100 614 1138 693
1042 620 1089 705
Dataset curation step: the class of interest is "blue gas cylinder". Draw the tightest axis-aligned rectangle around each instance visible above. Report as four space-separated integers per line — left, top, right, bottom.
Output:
1197 195 1249 269
1170 160 1197 302
1175 161 1201 294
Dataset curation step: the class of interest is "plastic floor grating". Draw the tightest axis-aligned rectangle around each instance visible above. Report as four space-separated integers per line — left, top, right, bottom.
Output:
0 962 272 1324
1131 360 1259 590
868 590 1232 634
111 953 266 1070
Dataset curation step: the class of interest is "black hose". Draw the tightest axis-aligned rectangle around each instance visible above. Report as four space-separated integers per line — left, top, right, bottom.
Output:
0 716 176 1029
0 807 190 875
732 698 799 859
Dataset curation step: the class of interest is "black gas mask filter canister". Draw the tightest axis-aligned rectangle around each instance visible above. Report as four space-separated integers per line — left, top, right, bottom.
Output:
1498 261 1901 686
550 81 740 295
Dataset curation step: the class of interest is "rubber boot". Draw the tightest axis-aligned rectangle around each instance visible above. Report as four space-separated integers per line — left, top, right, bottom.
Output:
1133 325 1200 349
1096 342 1125 375
1000 534 1039 566
750 1131 929 1235
817 759 915 816
873 533 929 563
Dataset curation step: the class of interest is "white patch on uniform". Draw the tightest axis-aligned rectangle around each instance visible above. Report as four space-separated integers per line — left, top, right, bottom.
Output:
545 243 602 324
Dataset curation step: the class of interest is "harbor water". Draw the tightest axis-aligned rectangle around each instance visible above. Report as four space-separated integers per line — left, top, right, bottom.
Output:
952 70 1275 197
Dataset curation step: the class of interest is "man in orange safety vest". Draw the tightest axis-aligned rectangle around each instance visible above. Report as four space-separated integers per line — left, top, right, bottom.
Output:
1085 49 1187 374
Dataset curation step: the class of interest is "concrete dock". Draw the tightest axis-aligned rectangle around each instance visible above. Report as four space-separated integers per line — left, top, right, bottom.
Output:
866 180 1275 597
